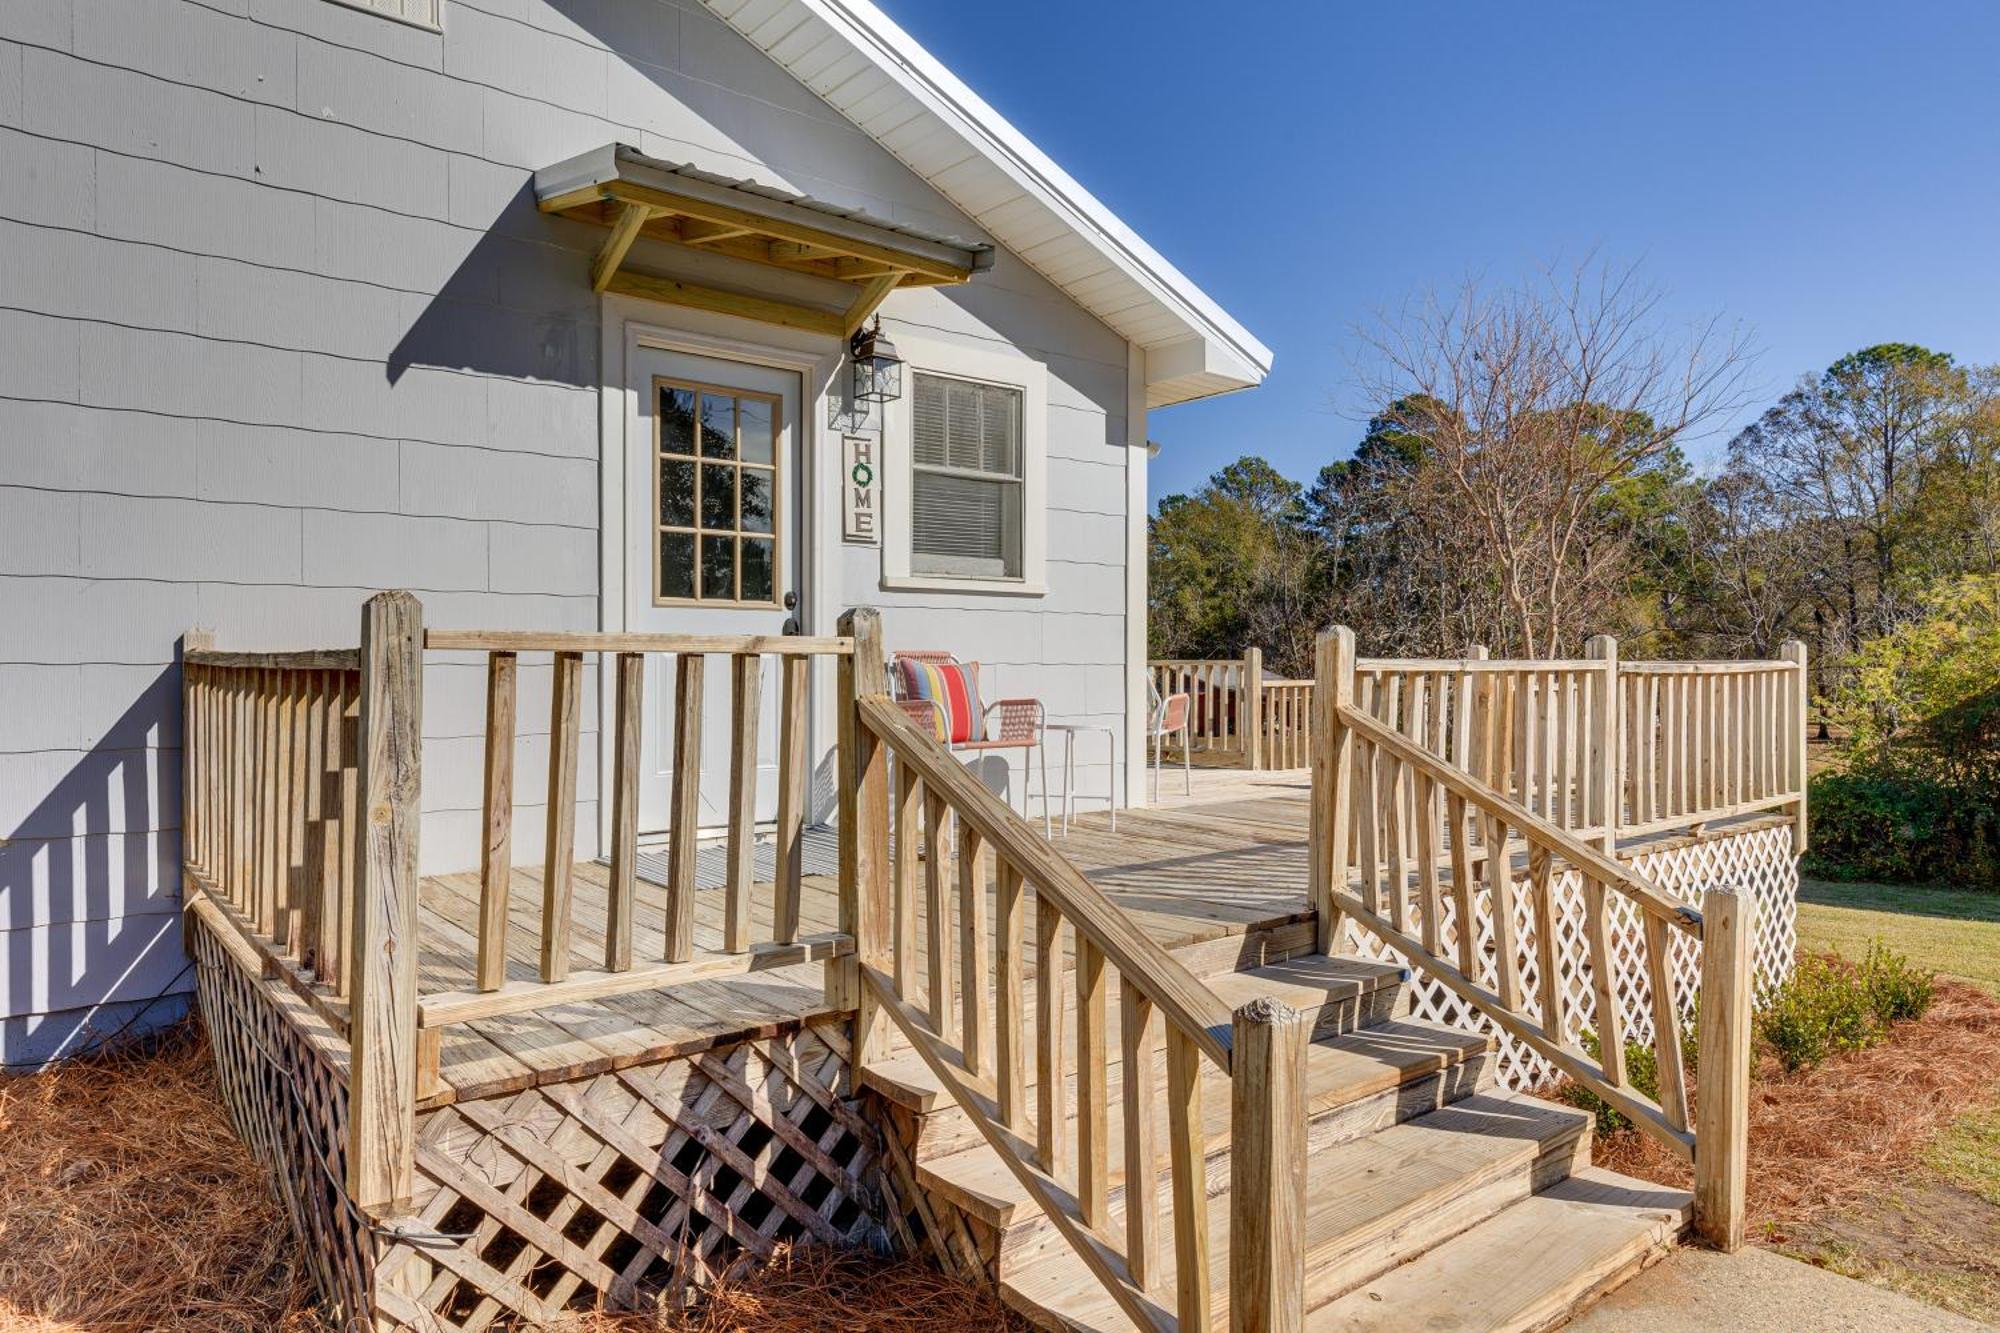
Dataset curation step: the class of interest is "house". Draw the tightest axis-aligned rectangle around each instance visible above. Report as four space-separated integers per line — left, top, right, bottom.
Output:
0 0 1271 1067
4 3 1802 1328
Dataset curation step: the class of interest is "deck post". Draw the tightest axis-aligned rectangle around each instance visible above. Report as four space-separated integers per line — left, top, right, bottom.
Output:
1242 646 1264 771
179 629 215 956
837 607 891 1061
1585 635 1619 853
1230 996 1309 1333
1780 639 1808 855
1311 626 1356 954
349 590 424 1215
1693 883 1753 1252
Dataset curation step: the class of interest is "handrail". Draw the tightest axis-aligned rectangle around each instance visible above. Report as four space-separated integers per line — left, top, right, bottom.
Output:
858 694 1235 1067
425 628 852 655
1340 703 1702 933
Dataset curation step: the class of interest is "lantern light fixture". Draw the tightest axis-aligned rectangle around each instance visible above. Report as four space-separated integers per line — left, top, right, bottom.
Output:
848 316 903 404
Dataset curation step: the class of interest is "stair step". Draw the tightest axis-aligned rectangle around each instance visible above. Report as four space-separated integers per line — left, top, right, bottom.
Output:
1304 1167 1690 1332
918 1018 1494 1234
1205 955 1407 1035
996 1090 1592 1331
859 953 1415 1164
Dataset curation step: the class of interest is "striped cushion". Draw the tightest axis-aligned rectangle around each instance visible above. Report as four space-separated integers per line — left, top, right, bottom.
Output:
897 660 982 743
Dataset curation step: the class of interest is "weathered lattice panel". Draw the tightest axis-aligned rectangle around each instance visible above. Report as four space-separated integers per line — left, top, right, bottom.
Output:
375 1021 888 1332
192 916 376 1329
1340 823 1798 1086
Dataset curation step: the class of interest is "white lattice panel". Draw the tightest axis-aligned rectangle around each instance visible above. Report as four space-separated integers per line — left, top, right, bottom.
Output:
1340 824 1799 1087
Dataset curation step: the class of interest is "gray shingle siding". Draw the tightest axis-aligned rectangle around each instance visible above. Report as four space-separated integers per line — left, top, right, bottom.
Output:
0 0 1137 1067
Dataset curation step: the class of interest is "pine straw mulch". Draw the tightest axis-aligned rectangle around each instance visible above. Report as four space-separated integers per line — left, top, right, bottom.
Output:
1583 974 2000 1234
0 1021 320 1333
0 1019 1022 1333
548 1244 1027 1333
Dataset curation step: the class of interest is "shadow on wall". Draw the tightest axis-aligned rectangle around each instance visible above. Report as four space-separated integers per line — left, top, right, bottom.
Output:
1 664 190 1070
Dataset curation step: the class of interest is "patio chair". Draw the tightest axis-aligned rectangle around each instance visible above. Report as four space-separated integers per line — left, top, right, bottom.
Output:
1145 681 1193 801
891 650 1050 834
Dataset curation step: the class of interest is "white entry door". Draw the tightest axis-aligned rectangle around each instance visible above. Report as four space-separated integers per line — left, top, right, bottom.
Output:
627 345 803 835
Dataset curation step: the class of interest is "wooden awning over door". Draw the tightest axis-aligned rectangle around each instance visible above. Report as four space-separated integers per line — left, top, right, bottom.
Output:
535 144 991 338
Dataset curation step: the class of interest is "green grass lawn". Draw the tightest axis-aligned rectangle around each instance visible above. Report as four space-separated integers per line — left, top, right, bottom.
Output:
1797 877 2000 994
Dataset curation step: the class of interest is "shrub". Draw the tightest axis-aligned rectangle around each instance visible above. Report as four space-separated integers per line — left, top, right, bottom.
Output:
1755 945 1936 1072
1803 769 2000 888
1563 1019 1695 1136
1759 954 1876 1072
1858 939 1937 1025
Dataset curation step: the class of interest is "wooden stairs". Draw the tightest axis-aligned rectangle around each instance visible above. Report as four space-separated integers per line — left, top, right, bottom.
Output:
861 948 1691 1331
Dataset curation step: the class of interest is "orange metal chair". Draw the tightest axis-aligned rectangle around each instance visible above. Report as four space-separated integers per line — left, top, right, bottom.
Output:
890 650 1050 834
1145 686 1193 800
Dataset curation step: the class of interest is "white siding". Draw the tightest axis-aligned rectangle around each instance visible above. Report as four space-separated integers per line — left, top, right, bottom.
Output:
0 0 1139 1066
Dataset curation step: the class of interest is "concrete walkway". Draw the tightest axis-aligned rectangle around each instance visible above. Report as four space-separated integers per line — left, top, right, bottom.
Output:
1569 1246 1991 1330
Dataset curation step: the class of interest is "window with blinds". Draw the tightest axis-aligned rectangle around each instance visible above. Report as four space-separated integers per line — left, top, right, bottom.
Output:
910 372 1024 579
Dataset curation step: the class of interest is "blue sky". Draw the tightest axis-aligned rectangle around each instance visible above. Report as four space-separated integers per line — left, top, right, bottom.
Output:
882 1 2000 506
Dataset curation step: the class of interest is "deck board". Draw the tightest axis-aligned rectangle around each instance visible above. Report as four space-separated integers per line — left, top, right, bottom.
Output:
416 788 1320 1103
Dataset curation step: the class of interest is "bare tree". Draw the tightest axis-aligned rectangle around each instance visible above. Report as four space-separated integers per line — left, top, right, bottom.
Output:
1351 258 1754 655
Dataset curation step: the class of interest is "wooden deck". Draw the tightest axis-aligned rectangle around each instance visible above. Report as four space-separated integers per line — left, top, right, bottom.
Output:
419 786 1319 1104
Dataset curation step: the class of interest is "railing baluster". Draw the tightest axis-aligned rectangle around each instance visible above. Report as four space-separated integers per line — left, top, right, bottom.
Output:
477 651 517 992
774 653 808 945
1120 979 1159 1292
1356 733 1381 916
1166 1024 1210 1329
958 822 990 1075
1486 815 1523 1009
283 670 307 952
995 858 1027 1129
1582 875 1627 1086
1075 935 1109 1230
605 651 642 973
664 652 704 963
301 671 328 981
924 788 954 1035
336 677 360 999
1528 843 1562 1041
1445 791 1477 976
1036 897 1068 1181
1416 770 1442 955
893 763 921 997
1645 912 1690 1131
541 650 581 982
724 651 761 954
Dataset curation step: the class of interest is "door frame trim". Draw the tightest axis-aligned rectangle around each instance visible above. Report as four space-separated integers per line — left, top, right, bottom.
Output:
598 297 845 853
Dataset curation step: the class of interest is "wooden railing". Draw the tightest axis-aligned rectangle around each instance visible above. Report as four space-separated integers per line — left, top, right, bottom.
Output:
181 647 363 1030
852 684 1311 1328
183 592 874 1217
1621 654 1808 844
411 625 857 1030
1153 642 1808 855
1313 625 1754 1250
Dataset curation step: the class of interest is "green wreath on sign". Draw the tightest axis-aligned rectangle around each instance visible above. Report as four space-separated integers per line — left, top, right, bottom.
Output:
850 461 874 487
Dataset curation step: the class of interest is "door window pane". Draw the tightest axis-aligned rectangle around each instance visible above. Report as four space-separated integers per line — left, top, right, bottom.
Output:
660 459 695 527
659 532 695 600
701 534 736 600
661 387 696 456
699 394 736 459
741 537 774 603
655 378 782 605
738 397 773 464
739 468 773 534
701 463 737 531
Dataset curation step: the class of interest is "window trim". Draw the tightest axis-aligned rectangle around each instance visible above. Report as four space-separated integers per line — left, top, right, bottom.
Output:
881 335 1047 596
650 374 785 609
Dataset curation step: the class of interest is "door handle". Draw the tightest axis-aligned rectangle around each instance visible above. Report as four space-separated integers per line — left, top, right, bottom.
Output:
782 590 799 636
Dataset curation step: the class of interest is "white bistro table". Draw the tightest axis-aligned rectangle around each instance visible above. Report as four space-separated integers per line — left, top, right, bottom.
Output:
1045 723 1117 836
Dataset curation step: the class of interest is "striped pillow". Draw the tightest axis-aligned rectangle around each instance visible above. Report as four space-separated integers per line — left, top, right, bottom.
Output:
897 660 982 744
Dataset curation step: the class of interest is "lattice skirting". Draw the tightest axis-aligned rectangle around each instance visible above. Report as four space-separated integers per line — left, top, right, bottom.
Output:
373 1021 888 1332
192 916 377 1329
1339 823 1800 1087
194 914 889 1331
